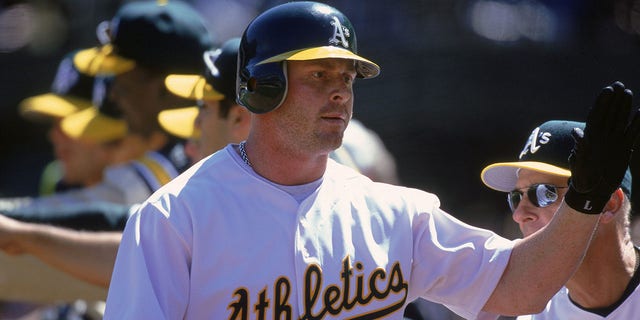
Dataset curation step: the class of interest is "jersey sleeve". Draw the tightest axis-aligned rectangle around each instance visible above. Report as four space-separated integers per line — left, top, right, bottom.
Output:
104 195 192 319
409 202 514 319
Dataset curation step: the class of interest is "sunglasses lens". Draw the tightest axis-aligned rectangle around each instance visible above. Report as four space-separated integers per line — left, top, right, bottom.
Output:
508 191 522 212
508 184 560 211
529 184 558 207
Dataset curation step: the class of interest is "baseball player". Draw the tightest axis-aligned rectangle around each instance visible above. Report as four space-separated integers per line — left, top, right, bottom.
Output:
481 120 639 319
160 37 253 165
104 2 640 319
18 51 124 195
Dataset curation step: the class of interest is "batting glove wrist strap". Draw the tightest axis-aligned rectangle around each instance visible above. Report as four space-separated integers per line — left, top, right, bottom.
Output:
564 184 610 214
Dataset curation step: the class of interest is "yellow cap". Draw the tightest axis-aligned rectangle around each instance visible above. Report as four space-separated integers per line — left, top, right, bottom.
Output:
158 106 200 139
164 74 225 100
73 45 136 76
60 107 128 143
19 94 92 121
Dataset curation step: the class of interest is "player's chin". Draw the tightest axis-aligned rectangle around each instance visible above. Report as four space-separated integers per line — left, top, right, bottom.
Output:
329 135 345 151
314 131 343 149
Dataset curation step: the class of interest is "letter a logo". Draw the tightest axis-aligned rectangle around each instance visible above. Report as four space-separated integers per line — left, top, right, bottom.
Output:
518 127 552 159
329 16 349 48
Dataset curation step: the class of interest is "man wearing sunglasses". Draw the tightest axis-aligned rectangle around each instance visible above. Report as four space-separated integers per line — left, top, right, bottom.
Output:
481 120 639 319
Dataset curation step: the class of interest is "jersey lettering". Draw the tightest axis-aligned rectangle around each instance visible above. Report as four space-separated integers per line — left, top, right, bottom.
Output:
254 288 269 320
228 288 249 320
274 278 292 320
226 256 408 319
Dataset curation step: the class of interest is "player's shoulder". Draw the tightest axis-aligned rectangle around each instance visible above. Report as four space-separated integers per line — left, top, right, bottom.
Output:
326 159 440 206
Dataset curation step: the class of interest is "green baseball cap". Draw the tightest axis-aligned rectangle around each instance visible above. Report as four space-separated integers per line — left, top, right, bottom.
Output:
481 120 632 197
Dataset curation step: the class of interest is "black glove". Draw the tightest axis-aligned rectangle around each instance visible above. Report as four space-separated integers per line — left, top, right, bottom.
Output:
565 81 640 214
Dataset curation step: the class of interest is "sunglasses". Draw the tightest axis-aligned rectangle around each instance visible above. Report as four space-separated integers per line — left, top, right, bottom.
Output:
507 184 567 212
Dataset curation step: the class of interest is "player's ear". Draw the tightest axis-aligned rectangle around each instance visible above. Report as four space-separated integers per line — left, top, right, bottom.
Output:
230 105 250 125
600 188 624 224
229 104 252 142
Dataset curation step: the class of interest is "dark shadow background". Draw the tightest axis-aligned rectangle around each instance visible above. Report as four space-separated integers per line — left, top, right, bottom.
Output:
2 0 640 238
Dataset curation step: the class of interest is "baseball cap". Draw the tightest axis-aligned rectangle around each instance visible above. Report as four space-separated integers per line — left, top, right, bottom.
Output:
73 0 214 76
19 51 94 121
157 106 199 139
60 77 128 143
481 120 632 197
159 37 241 139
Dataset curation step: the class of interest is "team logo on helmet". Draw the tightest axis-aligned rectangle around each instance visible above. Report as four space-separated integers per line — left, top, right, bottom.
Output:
328 16 350 48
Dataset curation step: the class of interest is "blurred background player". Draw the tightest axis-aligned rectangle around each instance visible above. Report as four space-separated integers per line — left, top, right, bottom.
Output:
0 51 128 320
19 51 124 195
0 1 214 319
159 38 252 164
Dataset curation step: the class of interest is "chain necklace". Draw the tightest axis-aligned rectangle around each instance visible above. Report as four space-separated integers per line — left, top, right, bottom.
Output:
239 141 252 167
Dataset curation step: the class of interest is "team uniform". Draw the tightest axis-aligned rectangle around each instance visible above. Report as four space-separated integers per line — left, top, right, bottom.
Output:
105 145 514 319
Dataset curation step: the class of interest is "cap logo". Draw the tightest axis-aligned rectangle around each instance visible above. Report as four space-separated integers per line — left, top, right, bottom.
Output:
519 126 551 159
96 20 112 45
328 16 350 48
52 58 79 94
204 49 222 77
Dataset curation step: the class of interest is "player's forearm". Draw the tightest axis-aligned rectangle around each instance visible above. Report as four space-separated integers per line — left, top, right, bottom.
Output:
16 223 121 288
483 202 599 315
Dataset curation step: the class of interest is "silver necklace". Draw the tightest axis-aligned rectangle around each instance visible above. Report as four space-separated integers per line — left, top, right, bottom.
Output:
239 141 252 167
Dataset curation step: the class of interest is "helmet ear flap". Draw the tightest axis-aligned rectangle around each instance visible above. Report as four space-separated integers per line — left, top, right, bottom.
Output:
238 62 287 114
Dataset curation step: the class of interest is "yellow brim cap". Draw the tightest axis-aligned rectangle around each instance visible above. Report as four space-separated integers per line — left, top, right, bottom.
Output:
19 94 92 120
164 74 225 100
480 161 570 192
258 46 380 78
73 45 136 76
158 106 200 139
60 107 128 143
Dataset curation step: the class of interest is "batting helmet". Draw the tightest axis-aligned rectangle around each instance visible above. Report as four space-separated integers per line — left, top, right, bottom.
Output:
237 1 380 113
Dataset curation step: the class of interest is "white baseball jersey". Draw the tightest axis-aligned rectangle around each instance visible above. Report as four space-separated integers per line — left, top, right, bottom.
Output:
517 284 640 320
105 144 514 319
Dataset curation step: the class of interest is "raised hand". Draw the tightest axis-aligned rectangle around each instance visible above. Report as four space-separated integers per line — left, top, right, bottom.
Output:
565 81 640 214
